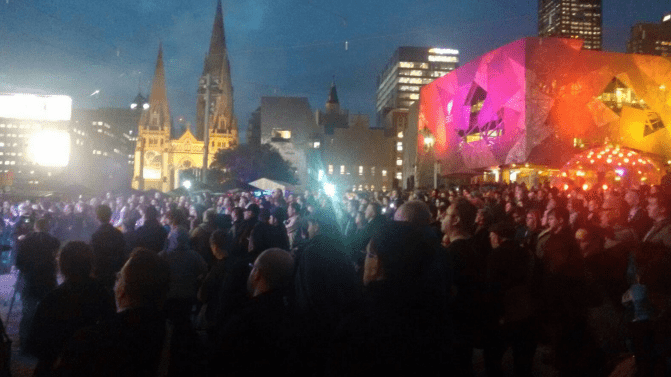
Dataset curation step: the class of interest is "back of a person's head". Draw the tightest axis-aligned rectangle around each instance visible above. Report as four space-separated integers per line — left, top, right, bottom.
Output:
393 200 431 226
143 205 159 220
307 207 341 237
454 198 477 235
34 217 50 232
548 206 570 223
210 229 229 250
59 241 94 282
255 248 294 292
489 221 516 240
370 222 432 284
120 248 170 308
203 208 217 224
165 209 186 226
96 204 112 223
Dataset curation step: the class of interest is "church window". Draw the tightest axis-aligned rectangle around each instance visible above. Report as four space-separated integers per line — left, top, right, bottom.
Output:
328 165 334 174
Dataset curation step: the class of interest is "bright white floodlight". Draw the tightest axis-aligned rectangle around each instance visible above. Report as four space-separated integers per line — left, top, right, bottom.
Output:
27 130 71 167
183 180 192 189
324 182 336 198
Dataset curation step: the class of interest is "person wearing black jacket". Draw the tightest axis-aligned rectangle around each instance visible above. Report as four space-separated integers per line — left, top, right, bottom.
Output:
15 217 60 353
128 205 167 253
90 205 127 291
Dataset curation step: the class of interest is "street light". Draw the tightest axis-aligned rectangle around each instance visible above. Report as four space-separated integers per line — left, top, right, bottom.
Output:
421 128 439 189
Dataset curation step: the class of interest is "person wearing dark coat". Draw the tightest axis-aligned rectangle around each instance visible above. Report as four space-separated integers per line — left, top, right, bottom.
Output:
211 248 295 377
190 209 219 268
482 222 536 377
15 218 60 353
27 241 115 376
53 249 172 377
294 208 359 376
90 205 127 291
328 222 449 377
127 205 167 253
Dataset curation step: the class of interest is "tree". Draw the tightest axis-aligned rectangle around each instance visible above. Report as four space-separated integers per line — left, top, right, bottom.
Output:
213 143 298 185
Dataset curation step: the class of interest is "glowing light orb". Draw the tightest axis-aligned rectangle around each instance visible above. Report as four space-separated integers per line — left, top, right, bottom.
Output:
27 130 70 167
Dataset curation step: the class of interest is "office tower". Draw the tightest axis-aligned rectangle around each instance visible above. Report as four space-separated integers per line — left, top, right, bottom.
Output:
538 0 602 50
627 13 671 56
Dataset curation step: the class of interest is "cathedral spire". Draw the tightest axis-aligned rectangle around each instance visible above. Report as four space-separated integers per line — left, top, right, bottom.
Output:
203 0 226 76
325 78 340 113
196 0 237 141
148 43 169 106
139 43 171 132
327 77 339 105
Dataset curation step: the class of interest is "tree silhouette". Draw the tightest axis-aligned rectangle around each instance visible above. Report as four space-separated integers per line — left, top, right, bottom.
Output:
213 143 299 185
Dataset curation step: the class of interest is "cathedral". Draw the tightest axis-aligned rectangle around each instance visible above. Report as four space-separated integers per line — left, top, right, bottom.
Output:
132 0 238 192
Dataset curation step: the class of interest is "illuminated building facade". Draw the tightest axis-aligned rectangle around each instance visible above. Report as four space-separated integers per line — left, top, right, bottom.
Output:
0 93 72 191
376 47 459 186
538 0 602 50
418 37 671 186
627 13 671 57
132 0 238 192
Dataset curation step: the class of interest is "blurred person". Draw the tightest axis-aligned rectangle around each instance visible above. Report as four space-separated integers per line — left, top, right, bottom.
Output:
54 248 172 376
285 202 304 249
482 221 536 377
27 241 115 376
15 217 59 353
441 198 480 376
293 208 358 376
197 230 230 337
128 205 168 253
190 208 219 268
160 210 207 325
90 204 127 291
212 248 295 377
328 222 449 376
625 188 653 241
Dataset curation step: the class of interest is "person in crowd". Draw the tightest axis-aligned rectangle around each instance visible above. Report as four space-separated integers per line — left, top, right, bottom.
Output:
597 196 639 302
90 204 127 291
190 208 219 269
567 197 587 232
54 248 172 376
348 202 387 264
625 188 653 241
27 241 115 376
284 202 304 250
159 210 208 325
15 217 60 353
536 207 598 375
197 230 230 336
293 207 359 376
441 198 480 376
128 204 168 253
212 248 295 376
328 221 449 376
482 221 536 377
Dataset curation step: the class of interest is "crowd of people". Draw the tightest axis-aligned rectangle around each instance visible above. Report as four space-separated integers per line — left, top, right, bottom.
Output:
1 181 670 376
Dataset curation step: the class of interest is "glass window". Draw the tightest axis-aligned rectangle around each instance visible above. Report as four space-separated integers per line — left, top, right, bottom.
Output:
382 169 387 177
397 141 403 151
396 159 403 166
359 166 363 176
340 165 345 174
328 164 333 174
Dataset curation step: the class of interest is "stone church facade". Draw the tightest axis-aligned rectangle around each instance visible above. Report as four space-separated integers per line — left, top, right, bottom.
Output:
132 0 238 192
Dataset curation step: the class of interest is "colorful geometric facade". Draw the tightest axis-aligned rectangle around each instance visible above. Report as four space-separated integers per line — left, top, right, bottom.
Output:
418 37 671 176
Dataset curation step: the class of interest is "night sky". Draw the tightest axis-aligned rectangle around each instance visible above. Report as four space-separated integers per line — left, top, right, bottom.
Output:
1 0 669 141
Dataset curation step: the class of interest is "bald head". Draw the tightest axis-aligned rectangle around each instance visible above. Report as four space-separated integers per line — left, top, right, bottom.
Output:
393 200 431 226
249 248 294 296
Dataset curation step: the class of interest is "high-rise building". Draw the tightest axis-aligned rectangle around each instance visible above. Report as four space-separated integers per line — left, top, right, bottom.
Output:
627 13 671 56
132 0 238 192
376 47 459 186
376 47 459 128
538 0 602 50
